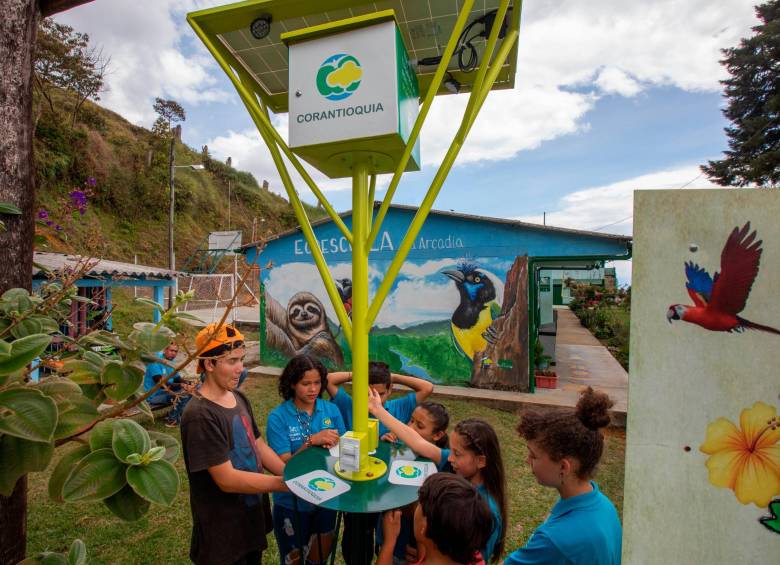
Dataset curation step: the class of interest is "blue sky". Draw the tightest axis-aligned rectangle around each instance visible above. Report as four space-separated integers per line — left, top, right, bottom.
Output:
56 0 761 284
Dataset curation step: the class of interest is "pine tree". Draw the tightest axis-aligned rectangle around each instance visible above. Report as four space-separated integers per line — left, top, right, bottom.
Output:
701 0 780 187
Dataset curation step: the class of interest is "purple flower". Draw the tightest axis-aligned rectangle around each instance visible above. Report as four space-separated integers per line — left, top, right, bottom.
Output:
87 177 97 187
37 209 48 219
55 224 63 231
78 207 86 216
45 220 53 227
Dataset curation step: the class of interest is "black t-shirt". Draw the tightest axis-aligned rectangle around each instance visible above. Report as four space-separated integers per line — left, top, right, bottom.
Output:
181 390 272 565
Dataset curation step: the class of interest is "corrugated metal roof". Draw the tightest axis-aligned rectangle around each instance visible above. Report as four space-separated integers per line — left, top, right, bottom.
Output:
240 202 632 250
33 252 183 280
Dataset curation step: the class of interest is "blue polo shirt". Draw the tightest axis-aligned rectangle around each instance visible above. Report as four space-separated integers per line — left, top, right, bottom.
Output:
266 398 345 511
504 482 622 565
143 356 175 403
332 388 418 436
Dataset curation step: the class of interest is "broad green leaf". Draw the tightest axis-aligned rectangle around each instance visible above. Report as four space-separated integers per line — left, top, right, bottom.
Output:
126 458 179 506
88 420 115 451
83 351 105 370
0 202 22 215
103 484 150 522
133 297 165 313
101 363 143 401
0 387 58 442
0 333 52 375
0 435 53 496
136 398 153 419
48 444 91 502
148 431 180 464
53 397 98 440
36 377 82 401
78 383 105 403
111 419 150 463
170 312 204 322
146 446 166 462
125 453 143 465
30 315 60 335
0 339 11 358
129 326 171 354
1 288 33 313
68 538 87 565
10 317 43 339
62 360 101 384
62 448 127 502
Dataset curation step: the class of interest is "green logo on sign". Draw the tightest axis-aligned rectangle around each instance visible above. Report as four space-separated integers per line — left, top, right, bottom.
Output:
308 477 336 491
396 465 422 479
317 54 362 101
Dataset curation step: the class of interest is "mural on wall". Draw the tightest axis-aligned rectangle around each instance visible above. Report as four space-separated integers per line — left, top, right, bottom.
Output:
667 222 780 335
624 189 780 563
261 255 529 389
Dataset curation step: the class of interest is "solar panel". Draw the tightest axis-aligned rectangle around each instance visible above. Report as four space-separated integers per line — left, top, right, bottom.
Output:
188 0 521 114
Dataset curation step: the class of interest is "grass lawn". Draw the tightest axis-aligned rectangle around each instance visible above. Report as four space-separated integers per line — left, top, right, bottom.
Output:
27 376 625 564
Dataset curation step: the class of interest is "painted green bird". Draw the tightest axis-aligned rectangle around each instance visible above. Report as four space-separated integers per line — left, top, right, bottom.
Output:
443 263 501 360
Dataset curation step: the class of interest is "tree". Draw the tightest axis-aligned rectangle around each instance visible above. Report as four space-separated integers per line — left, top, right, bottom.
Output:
1 4 97 561
34 19 109 128
151 97 185 138
701 0 780 187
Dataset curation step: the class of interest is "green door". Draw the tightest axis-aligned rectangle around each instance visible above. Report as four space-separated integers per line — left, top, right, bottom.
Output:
553 283 563 305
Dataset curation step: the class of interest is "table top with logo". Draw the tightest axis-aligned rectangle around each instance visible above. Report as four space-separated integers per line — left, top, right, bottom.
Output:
283 439 428 513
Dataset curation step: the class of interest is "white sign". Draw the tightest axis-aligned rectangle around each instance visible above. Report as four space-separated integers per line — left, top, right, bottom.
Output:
208 230 242 254
388 460 437 487
289 20 397 148
285 470 350 505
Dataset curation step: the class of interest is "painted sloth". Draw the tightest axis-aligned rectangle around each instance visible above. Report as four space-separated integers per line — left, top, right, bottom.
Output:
265 290 344 367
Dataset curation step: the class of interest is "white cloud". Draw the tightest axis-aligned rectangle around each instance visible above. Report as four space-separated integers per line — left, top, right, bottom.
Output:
55 0 230 126
595 67 641 97
375 279 458 329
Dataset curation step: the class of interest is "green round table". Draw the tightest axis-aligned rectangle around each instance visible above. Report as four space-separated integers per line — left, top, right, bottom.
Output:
283 440 426 513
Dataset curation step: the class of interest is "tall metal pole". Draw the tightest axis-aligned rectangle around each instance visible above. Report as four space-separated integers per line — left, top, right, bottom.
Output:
168 125 179 309
350 160 370 435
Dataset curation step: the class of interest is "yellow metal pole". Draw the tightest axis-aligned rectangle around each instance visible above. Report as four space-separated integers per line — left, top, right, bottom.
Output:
367 29 519 327
366 0 476 250
464 0 510 120
350 160 371 435
367 174 376 232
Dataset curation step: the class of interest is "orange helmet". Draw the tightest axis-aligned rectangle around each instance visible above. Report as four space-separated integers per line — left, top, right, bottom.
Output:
195 323 245 372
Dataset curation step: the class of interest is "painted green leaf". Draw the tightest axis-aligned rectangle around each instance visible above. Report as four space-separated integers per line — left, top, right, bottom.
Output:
759 498 780 534
0 387 58 442
53 397 98 440
148 430 180 464
48 444 91 502
126 459 179 506
88 420 115 451
62 448 127 502
111 419 150 463
67 538 87 565
0 435 54 496
103 484 150 522
0 333 52 375
101 362 143 401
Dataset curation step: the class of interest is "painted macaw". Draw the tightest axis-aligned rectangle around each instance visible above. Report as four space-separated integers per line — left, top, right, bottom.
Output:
667 222 780 335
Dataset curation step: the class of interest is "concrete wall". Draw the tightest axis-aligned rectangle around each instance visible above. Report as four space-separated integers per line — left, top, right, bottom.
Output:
623 189 780 562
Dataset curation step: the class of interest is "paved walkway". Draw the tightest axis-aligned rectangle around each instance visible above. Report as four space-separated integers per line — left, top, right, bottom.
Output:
553 307 628 416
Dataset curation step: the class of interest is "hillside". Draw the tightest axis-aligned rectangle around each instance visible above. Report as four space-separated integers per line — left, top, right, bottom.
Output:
33 89 325 270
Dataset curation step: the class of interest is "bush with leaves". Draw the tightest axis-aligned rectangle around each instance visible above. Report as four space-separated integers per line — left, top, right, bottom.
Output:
0 275 201 523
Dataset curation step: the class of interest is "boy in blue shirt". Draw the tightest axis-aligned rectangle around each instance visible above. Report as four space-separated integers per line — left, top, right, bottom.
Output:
143 341 193 427
327 361 434 564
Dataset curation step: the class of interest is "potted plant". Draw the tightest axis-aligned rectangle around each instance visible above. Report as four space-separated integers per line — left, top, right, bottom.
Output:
533 337 557 389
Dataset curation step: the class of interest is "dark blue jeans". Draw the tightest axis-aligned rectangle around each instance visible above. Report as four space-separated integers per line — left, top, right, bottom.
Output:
148 386 191 424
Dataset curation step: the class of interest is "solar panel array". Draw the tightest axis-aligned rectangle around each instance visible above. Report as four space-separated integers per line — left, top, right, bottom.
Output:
216 0 508 100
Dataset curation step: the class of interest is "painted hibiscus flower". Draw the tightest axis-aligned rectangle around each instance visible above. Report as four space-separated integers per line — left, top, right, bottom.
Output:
700 401 780 508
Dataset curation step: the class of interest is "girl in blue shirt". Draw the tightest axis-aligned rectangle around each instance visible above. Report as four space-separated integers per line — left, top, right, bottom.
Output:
369 389 507 563
267 355 346 565
504 387 622 565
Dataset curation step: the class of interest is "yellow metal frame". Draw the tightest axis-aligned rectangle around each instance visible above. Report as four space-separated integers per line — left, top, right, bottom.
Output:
188 0 520 470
